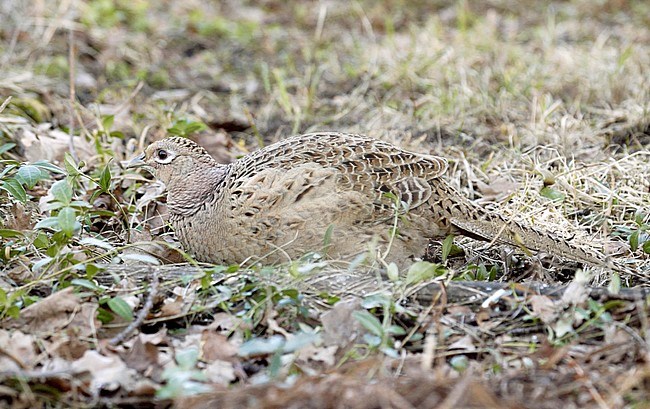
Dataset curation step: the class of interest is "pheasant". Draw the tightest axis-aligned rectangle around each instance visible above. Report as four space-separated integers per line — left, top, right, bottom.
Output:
128 132 604 269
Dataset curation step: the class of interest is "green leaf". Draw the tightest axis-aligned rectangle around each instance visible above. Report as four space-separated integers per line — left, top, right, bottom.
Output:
101 114 115 131
34 216 60 230
99 164 111 191
69 200 92 208
63 152 80 176
630 230 639 252
362 333 382 347
85 263 104 278
0 143 16 155
15 165 46 188
634 212 646 226
80 237 115 251
450 355 469 372
107 296 133 321
539 186 565 202
57 207 77 236
0 229 25 238
607 273 621 295
32 257 53 273
283 332 320 353
322 223 334 253
642 240 650 255
96 307 114 324
441 234 454 262
50 179 73 204
1 178 27 203
71 278 104 292
406 261 443 285
167 119 207 137
184 121 206 134
352 310 383 337
33 160 65 174
238 335 285 357
387 325 406 335
175 347 200 370
386 262 399 282
360 293 391 309
33 232 49 248
4 305 20 319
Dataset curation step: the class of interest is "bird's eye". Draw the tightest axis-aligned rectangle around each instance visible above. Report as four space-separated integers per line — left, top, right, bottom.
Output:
157 150 168 160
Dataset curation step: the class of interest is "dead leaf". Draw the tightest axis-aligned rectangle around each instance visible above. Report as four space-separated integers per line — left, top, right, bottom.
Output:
158 298 184 317
4 263 37 284
131 379 159 397
49 327 91 360
194 130 238 164
204 359 236 385
201 331 238 362
296 345 337 367
67 302 100 338
19 127 93 165
561 278 589 307
448 335 476 351
475 178 518 202
71 350 136 392
125 336 160 372
208 313 242 332
5 287 80 334
4 203 33 230
139 327 168 345
0 330 36 369
529 295 558 323
321 299 364 348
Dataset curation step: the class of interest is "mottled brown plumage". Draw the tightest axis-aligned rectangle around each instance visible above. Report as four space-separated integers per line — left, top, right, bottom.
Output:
130 132 603 268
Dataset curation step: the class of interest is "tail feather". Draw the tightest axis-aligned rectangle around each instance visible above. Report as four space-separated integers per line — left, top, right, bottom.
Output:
432 182 606 266
450 211 605 266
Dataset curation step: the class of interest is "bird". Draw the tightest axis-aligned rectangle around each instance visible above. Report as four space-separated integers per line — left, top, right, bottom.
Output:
127 132 605 269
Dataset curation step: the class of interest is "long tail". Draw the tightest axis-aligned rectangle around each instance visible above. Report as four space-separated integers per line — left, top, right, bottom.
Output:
431 182 606 266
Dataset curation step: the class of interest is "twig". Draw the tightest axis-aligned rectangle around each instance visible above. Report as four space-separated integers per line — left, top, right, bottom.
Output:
0 369 85 381
109 268 160 346
0 96 12 114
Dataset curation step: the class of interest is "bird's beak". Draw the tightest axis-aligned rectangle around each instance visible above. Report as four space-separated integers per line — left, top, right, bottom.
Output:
125 152 146 168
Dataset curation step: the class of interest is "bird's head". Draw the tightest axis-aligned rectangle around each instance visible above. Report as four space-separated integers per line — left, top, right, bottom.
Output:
127 137 216 186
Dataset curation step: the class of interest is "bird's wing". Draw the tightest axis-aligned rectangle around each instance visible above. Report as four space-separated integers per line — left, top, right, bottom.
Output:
229 132 447 212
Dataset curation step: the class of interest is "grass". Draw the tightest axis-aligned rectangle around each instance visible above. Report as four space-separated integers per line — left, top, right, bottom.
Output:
0 0 649 407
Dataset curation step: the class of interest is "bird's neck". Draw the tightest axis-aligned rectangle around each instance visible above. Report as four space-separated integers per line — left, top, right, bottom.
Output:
166 163 228 215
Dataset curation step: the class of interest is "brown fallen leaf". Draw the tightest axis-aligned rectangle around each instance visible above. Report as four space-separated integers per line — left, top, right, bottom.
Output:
321 299 365 349
296 344 338 368
19 127 93 165
5 287 80 334
204 359 237 385
448 335 477 351
71 350 137 392
194 130 239 164
201 330 238 362
529 295 558 323
0 330 37 370
475 177 518 202
125 335 160 372
4 202 33 230
49 327 92 360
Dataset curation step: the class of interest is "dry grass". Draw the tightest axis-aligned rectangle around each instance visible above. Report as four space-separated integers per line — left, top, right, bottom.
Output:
1 0 650 407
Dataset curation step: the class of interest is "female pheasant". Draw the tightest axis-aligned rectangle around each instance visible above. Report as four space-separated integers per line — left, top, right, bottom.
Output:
128 132 603 268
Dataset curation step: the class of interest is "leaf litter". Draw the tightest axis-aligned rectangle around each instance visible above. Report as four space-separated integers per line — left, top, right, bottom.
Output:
1 0 650 408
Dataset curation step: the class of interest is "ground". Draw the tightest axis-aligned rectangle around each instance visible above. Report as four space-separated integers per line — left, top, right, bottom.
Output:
1 0 650 408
